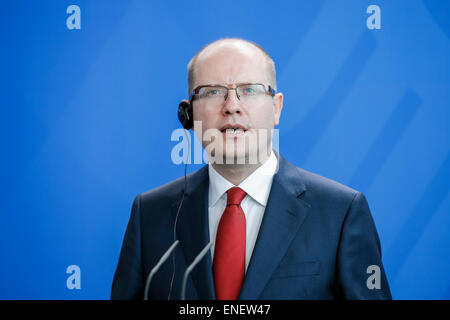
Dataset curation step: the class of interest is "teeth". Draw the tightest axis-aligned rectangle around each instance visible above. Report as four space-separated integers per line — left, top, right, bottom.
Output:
225 128 244 133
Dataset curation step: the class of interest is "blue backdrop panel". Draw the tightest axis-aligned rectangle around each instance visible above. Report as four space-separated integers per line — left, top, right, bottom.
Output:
0 0 449 299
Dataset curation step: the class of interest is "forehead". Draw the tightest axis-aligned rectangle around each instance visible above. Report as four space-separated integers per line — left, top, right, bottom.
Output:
193 42 269 87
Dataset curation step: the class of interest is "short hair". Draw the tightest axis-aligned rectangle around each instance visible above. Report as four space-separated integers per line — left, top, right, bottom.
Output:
187 38 277 94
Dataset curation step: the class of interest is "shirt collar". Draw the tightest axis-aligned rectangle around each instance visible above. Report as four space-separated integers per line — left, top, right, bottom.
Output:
208 151 278 207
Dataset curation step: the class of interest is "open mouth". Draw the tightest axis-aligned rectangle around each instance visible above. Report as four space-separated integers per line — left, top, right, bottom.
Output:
220 124 248 135
221 127 246 134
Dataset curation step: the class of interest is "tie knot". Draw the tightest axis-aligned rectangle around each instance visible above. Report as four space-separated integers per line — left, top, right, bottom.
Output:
226 187 246 206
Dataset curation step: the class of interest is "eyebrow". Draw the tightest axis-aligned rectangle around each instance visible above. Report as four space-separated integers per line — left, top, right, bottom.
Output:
197 82 261 88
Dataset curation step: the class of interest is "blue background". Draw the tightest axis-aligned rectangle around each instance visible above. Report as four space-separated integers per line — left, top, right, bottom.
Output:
1 0 449 299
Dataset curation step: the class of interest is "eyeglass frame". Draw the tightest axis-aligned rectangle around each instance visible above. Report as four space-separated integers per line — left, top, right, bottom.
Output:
189 83 276 104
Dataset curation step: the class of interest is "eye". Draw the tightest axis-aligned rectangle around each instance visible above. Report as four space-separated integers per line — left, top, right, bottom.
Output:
240 84 262 96
244 87 255 94
200 87 224 98
207 89 220 95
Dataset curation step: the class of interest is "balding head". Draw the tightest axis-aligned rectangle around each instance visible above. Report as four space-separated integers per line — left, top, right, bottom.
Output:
187 38 276 94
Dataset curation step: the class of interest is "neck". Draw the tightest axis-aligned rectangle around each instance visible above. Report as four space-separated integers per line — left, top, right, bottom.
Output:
210 151 272 185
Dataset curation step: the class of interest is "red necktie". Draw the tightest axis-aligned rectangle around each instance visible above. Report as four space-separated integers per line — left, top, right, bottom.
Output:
213 187 247 300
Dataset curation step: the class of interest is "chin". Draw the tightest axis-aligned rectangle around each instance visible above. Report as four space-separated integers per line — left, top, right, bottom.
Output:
204 132 270 165
221 146 261 166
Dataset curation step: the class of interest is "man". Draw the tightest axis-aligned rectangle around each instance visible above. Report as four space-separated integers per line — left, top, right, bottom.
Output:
111 38 392 300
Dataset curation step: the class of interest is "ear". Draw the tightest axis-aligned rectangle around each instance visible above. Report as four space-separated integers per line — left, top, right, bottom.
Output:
272 92 283 126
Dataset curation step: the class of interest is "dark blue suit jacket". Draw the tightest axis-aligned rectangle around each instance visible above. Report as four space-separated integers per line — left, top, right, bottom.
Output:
111 154 392 299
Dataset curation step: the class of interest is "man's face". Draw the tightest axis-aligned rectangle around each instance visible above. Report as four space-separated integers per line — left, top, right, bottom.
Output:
191 43 283 165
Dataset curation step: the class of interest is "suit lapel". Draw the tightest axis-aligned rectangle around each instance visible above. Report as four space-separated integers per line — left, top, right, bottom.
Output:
171 166 216 300
239 156 311 299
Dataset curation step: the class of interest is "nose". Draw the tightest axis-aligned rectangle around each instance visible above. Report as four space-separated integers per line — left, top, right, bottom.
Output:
222 88 242 116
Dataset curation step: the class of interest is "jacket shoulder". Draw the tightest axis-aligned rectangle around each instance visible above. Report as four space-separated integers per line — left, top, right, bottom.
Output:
138 165 208 206
297 167 359 200
139 175 185 205
278 154 359 200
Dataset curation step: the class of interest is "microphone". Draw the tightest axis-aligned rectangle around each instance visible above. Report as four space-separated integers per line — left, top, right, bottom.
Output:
144 240 180 300
167 128 190 299
180 241 213 300
145 102 191 300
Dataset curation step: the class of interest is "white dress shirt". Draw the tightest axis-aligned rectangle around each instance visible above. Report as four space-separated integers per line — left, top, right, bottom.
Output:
208 151 278 272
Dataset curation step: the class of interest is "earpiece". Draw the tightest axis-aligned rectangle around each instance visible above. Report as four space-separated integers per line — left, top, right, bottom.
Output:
177 100 193 130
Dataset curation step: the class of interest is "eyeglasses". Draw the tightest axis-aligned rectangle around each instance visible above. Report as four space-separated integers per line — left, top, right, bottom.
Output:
189 83 276 106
